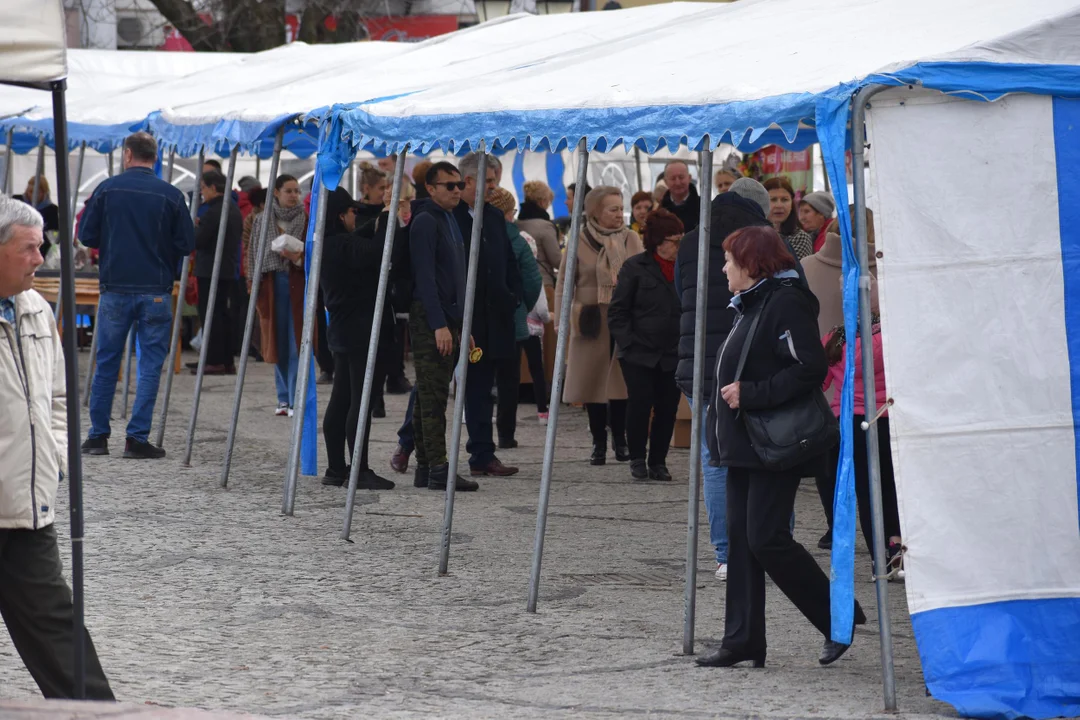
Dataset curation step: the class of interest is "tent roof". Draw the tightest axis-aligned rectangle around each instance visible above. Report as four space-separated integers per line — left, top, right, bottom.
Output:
0 49 244 123
334 0 1080 154
149 5 706 155
0 0 66 86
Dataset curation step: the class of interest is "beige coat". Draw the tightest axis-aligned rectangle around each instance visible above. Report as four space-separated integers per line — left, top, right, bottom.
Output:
1 290 65 530
554 228 643 404
801 231 877 338
517 217 561 287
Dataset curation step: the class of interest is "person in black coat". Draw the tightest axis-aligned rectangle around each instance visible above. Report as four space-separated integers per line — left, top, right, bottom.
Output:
452 152 523 478
193 170 242 374
608 209 684 482
319 186 397 491
697 224 864 670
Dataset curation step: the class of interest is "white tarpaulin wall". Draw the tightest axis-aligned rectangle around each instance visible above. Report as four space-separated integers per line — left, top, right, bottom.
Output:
0 0 66 85
868 89 1080 719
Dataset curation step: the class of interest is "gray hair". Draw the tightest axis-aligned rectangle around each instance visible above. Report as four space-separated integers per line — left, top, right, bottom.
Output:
0 194 44 245
458 152 497 180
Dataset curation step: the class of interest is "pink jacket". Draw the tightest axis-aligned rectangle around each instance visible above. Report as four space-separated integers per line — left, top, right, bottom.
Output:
823 326 887 417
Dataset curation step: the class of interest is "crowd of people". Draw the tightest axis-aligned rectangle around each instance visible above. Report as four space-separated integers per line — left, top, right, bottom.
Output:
0 134 906 697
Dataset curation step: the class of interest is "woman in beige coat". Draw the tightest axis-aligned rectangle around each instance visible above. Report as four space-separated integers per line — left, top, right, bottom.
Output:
555 186 644 465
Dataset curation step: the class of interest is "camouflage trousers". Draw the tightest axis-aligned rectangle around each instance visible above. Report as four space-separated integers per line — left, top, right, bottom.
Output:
409 301 460 468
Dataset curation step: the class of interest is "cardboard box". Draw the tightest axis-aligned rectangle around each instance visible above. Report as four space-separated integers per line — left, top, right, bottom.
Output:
672 395 692 449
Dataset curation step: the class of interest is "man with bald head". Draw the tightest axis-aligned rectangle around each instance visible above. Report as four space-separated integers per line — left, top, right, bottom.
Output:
660 160 701 232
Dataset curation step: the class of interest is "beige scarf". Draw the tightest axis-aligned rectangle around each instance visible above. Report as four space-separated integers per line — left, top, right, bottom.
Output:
584 218 632 305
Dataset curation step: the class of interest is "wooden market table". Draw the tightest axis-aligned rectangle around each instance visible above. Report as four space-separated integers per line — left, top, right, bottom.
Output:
33 274 184 374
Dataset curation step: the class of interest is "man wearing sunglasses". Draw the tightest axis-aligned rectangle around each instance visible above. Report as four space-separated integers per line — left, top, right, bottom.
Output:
408 162 480 492
452 152 523 479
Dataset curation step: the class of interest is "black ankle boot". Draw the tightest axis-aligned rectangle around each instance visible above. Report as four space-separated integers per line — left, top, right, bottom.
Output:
613 439 630 462
413 465 430 488
590 439 606 466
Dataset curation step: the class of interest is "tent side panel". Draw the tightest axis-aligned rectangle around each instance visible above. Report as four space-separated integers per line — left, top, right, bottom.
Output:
868 90 1080 720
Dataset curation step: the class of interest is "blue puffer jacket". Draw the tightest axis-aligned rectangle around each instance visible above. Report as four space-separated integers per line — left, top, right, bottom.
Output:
79 167 195 294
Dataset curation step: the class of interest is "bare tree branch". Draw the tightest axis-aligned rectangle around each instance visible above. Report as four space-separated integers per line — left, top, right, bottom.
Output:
146 0 227 51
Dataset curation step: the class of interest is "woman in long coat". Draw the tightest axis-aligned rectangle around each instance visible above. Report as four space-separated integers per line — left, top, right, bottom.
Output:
554 186 644 465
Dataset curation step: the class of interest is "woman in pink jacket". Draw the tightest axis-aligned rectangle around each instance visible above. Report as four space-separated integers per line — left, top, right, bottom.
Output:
823 318 903 580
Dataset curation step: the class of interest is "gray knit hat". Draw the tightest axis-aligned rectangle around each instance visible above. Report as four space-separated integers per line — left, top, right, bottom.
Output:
800 191 835 218
730 177 770 217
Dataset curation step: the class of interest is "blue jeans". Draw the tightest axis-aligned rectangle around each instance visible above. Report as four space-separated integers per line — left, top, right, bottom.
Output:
272 271 299 407
397 386 416 452
89 291 172 443
689 396 729 565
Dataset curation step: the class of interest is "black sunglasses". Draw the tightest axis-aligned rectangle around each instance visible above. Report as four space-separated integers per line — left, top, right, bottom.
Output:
433 181 466 191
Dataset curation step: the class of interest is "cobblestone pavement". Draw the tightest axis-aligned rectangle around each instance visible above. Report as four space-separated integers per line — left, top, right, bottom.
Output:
0 350 956 720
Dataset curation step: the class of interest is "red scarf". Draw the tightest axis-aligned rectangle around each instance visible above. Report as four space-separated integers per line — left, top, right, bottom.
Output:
813 224 830 253
654 252 675 283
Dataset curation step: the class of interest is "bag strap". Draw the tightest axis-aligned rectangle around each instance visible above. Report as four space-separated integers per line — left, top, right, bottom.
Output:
733 291 771 383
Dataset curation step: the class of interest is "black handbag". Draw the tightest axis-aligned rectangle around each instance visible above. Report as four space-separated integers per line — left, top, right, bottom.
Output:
732 296 839 472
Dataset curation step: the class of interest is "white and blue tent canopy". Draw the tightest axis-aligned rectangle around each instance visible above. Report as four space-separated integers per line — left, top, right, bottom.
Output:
316 1 1080 717
0 49 244 153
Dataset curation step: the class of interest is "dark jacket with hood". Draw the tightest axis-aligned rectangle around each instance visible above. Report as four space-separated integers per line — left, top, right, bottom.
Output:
320 187 395 356
194 194 243 280
608 251 681 371
661 184 701 234
674 192 770 398
358 205 414 316
409 198 467 332
452 200 523 361
707 276 828 473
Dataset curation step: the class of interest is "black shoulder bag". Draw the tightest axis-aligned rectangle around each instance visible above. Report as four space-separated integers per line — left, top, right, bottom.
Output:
732 296 839 472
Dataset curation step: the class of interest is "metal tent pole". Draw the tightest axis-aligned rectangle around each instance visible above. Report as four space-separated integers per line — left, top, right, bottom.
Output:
165 149 176 184
51 79 86 699
182 147 238 466
682 140 712 654
527 139 589 612
56 141 87 324
83 147 116 408
222 129 285 488
107 150 114 178
119 328 134 419
634 146 644 193
438 145 488 575
31 136 45 205
255 155 261 185
851 84 897 711
282 180 330 514
342 146 409 536
2 128 12 194
155 147 204 448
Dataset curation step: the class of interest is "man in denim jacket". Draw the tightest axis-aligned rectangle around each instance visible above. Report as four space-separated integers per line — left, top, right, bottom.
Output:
79 132 194 459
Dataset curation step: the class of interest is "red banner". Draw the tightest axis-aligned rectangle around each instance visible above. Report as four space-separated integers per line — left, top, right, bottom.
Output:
364 16 458 42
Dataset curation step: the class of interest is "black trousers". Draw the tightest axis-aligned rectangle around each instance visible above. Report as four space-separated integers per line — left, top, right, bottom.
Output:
522 336 548 413
323 351 384 473
586 400 627 446
316 288 334 377
465 353 497 468
815 443 839 534
386 319 409 384
495 349 521 444
723 467 833 655
0 525 113 700
853 416 902 554
230 279 251 359
619 360 680 466
196 276 235 368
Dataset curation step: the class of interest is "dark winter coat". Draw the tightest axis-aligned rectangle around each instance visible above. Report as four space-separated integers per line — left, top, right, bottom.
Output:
453 200 523 361
360 209 413 315
707 277 828 472
608 252 681 372
194 195 243 280
674 192 771 398
661 184 701 234
409 199 466 332
320 228 395 357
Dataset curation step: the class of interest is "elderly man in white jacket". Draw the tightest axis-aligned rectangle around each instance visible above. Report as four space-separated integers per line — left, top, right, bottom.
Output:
0 195 113 699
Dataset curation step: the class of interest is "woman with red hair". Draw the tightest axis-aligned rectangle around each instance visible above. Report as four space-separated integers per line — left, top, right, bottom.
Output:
697 225 864 669
608 208 684 481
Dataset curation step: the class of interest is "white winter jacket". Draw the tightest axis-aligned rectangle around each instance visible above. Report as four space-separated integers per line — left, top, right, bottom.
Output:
0 289 66 530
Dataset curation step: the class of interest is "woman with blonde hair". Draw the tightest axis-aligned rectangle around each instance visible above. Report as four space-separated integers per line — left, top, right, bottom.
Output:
517 180 562 287
555 186 644 464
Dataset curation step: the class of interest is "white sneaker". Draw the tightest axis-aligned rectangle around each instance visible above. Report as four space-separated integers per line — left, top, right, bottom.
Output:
715 563 728 581
537 411 549 426
275 403 289 417
287 407 295 418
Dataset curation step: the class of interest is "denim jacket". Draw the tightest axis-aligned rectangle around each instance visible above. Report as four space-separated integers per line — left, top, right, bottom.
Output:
79 167 195 294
